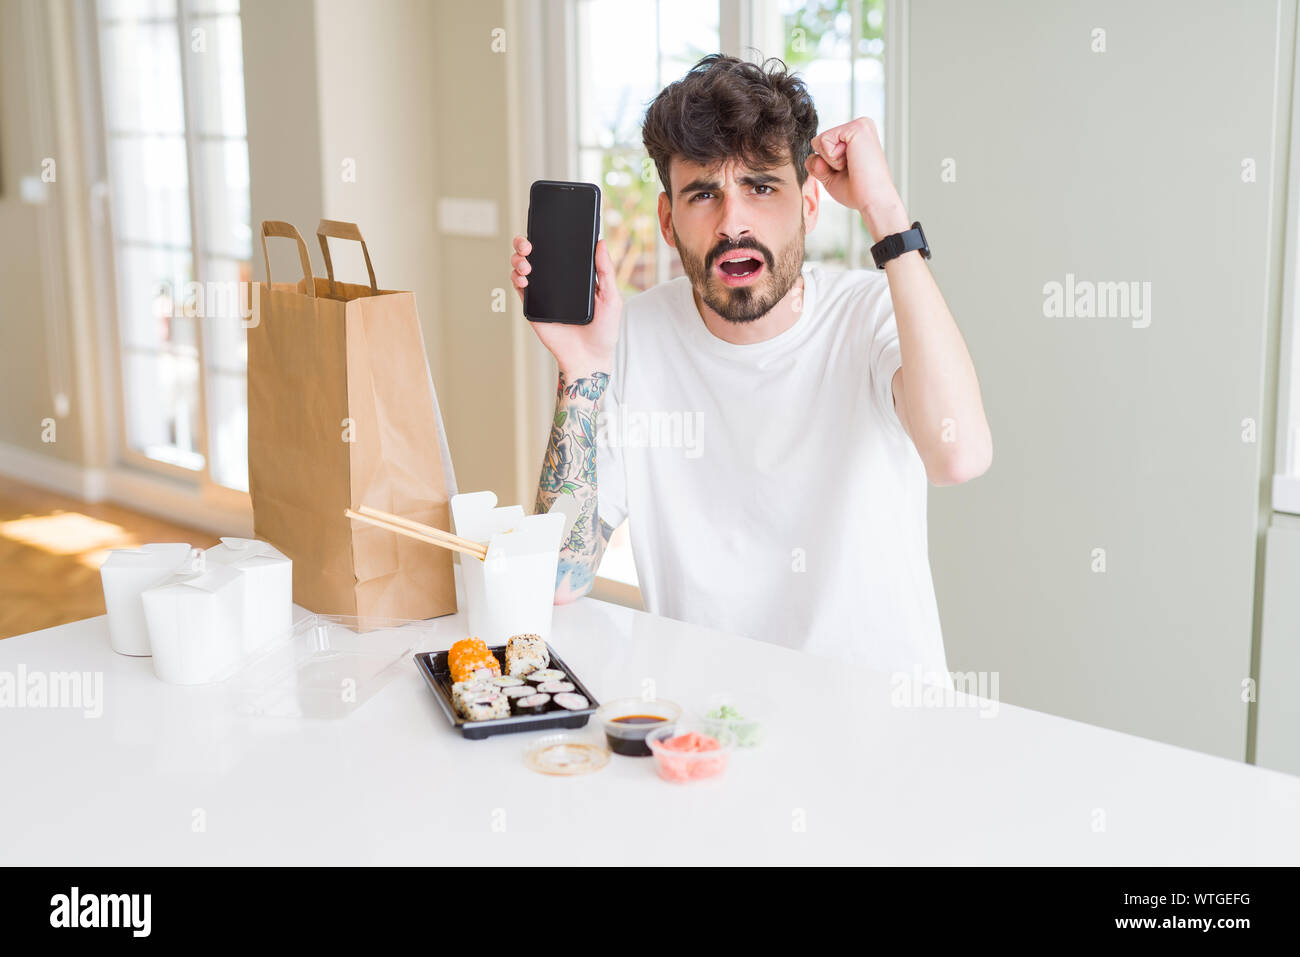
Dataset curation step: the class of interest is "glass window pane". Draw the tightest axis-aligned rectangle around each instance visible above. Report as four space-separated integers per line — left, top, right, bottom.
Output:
200 257 250 373
658 0 720 80
198 140 251 258
576 0 719 300
123 350 204 470
97 0 253 489
809 203 852 265
596 521 637 585
781 0 852 64
98 19 184 134
189 0 241 15
167 312 200 354
576 0 659 148
853 56 884 141
107 135 191 247
666 241 686 281
98 0 177 20
115 246 194 351
800 57 852 128
188 13 247 136
581 149 661 294
779 0 881 266
206 372 248 491
782 0 854 127
659 0 719 59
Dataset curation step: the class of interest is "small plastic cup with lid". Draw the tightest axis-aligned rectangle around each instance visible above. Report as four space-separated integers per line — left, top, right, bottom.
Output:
645 720 736 783
699 692 767 748
594 697 683 757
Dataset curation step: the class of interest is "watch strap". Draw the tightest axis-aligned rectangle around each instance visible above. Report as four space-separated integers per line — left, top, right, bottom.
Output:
871 221 929 268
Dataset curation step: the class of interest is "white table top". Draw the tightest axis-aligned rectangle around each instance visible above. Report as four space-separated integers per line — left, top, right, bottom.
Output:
2 596 1298 865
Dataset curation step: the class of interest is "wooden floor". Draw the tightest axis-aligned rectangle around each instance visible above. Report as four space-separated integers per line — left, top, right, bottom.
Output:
0 475 219 639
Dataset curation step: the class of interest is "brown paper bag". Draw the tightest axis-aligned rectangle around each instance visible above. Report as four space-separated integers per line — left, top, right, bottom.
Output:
248 219 457 620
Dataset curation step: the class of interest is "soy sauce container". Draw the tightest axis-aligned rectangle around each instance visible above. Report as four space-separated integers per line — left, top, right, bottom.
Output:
594 697 682 757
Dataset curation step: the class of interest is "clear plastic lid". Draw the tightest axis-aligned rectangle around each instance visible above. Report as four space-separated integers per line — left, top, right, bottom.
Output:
523 732 610 775
229 613 432 719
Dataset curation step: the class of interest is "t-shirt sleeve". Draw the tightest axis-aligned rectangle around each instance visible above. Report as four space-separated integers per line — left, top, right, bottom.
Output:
595 313 629 532
869 289 906 435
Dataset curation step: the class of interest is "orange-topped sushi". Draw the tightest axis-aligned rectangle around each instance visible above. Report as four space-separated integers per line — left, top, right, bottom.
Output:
448 636 486 672
448 637 500 683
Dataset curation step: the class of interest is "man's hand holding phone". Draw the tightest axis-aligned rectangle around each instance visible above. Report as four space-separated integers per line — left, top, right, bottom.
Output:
517 230 623 599
512 235 622 377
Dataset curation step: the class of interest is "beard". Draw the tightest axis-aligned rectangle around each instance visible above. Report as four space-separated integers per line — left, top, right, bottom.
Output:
673 214 806 324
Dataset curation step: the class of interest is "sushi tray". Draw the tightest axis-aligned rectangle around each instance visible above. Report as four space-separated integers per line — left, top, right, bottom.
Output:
416 637 600 740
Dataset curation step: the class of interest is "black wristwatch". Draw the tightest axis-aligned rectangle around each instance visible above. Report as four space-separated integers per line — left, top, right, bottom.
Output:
870 221 930 268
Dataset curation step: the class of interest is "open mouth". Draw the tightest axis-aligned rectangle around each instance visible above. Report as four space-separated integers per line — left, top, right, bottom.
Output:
715 254 765 286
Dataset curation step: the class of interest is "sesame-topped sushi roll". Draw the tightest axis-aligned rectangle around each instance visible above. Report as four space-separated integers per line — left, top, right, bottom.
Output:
456 689 510 721
451 675 495 707
505 634 549 678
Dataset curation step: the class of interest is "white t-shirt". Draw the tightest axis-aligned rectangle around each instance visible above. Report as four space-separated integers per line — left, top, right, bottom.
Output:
596 261 949 681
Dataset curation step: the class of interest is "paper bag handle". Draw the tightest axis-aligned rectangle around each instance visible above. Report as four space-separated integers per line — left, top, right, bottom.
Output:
317 219 378 295
260 221 316 298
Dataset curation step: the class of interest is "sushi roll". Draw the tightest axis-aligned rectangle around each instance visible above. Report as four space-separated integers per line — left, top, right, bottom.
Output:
503 685 534 699
553 692 588 711
491 675 525 688
448 635 486 660
451 676 492 696
450 645 501 683
456 690 510 721
514 692 551 715
527 668 566 684
536 680 575 694
448 637 488 674
451 675 495 703
505 634 549 678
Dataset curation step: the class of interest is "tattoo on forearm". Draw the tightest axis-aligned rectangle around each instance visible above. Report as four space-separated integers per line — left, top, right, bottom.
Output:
536 371 612 595
555 517 614 596
560 371 609 402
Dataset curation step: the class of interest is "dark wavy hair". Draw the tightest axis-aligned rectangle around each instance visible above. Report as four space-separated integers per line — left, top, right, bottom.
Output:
642 54 819 197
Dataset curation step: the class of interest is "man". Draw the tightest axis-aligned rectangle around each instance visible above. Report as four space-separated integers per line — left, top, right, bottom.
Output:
510 55 992 678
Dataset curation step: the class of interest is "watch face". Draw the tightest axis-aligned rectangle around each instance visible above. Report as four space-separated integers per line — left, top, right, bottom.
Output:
913 221 931 259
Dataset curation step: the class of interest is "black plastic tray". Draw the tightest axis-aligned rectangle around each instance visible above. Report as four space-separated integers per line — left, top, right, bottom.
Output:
415 643 600 740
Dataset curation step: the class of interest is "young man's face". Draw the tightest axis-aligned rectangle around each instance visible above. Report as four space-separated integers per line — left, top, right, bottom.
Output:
658 152 819 323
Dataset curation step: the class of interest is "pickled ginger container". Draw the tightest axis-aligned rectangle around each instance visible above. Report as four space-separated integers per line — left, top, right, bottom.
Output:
449 491 565 645
141 550 244 685
100 542 193 656
204 537 293 655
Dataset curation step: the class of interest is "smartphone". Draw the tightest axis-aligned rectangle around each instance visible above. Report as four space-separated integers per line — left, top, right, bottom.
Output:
523 180 601 324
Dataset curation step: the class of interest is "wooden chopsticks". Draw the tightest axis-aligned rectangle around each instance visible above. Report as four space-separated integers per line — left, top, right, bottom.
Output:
344 505 487 561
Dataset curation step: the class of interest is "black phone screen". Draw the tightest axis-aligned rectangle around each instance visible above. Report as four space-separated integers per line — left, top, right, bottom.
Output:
524 181 600 324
